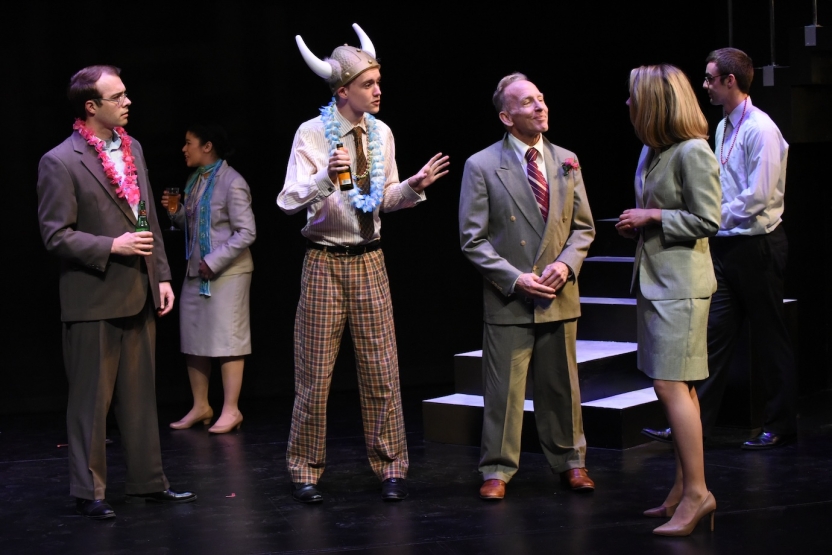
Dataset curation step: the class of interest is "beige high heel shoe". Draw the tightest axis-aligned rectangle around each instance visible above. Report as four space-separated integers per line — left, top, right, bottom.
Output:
643 502 679 518
653 492 716 536
169 408 214 430
208 412 243 434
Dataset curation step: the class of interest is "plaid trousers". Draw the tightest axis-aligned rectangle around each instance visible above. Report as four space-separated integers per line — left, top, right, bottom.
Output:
286 248 409 483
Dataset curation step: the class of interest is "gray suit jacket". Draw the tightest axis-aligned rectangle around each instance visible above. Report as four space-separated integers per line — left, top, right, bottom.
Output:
459 135 595 325
632 139 722 300
171 161 256 278
37 131 171 322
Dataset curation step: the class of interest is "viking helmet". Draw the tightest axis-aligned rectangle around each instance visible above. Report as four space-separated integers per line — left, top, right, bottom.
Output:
296 23 379 92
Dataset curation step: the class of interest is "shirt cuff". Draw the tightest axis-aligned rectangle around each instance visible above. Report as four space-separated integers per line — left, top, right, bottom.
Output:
314 169 337 197
401 179 426 202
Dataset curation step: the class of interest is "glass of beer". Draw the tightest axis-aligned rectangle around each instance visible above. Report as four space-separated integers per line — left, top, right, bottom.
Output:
166 187 181 230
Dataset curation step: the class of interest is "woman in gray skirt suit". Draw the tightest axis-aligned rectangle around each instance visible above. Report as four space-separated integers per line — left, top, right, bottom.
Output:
163 123 256 434
616 65 722 536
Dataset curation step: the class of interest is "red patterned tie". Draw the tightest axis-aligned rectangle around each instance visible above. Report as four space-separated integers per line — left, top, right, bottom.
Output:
525 148 549 222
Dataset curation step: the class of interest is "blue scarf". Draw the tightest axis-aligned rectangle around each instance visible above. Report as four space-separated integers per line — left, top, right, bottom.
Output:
184 160 223 296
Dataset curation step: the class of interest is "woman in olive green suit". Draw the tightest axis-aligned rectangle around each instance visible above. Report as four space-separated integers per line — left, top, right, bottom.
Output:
616 65 722 537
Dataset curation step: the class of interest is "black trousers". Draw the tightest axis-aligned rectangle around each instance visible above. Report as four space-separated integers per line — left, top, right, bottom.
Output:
696 225 797 436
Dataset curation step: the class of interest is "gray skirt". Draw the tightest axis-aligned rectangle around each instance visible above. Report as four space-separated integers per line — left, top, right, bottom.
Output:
636 290 710 382
179 272 252 357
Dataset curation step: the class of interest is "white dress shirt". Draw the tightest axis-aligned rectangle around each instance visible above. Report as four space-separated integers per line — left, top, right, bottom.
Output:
506 132 547 178
277 107 425 246
713 96 788 237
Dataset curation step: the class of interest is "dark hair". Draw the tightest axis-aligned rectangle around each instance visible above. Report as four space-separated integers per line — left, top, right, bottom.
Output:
67 65 121 119
706 48 754 93
187 123 235 159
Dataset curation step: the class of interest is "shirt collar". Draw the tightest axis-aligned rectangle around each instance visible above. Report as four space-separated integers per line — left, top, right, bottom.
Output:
334 108 368 139
726 96 753 127
506 132 544 163
102 128 122 152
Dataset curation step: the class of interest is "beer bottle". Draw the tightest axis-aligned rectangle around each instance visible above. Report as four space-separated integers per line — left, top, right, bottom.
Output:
335 142 353 190
135 200 150 232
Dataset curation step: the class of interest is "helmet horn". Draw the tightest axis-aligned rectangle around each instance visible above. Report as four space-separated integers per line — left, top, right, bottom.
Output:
352 23 376 59
295 35 332 79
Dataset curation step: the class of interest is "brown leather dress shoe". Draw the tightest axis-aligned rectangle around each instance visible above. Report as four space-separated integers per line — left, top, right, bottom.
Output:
479 479 506 500
560 468 595 492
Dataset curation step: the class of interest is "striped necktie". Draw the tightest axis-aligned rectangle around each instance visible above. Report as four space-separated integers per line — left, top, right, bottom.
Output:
351 127 375 241
525 148 549 222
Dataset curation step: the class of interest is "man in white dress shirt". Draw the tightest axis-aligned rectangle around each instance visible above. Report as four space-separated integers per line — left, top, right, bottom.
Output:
277 24 449 502
642 47 796 450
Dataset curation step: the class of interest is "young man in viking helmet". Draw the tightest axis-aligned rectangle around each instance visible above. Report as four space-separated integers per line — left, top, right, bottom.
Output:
277 23 449 503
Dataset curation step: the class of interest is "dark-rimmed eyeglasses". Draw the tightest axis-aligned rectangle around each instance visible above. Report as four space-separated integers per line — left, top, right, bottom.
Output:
94 91 129 107
703 74 729 85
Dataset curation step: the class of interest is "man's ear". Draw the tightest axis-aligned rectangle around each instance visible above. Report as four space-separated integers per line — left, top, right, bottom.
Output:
498 110 513 128
202 140 214 154
336 85 349 100
84 99 97 118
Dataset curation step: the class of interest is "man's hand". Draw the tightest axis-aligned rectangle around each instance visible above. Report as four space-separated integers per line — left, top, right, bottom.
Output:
514 272 557 300
158 281 175 317
408 153 450 193
111 231 153 256
538 261 570 290
616 208 661 237
327 149 352 185
198 260 215 281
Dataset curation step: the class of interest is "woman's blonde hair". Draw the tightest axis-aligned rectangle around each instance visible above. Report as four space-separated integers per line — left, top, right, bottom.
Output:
629 64 708 149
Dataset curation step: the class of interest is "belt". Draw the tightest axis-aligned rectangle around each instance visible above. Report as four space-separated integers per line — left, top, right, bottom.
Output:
306 240 381 256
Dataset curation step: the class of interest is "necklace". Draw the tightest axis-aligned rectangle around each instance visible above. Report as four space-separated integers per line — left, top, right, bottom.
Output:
320 98 384 212
719 97 748 165
73 119 140 206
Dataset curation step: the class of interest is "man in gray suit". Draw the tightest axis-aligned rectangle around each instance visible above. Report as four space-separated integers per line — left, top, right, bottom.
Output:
459 73 596 499
37 65 196 519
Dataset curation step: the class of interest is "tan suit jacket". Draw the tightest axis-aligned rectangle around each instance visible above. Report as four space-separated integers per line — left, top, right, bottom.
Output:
632 139 722 300
459 134 595 321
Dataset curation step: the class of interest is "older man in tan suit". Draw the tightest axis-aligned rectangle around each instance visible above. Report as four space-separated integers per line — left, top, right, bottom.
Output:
459 73 596 500
37 65 195 519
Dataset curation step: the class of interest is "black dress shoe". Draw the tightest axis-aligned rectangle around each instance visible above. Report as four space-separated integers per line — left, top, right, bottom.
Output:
292 482 323 503
741 431 795 450
381 478 408 501
76 498 115 519
641 427 673 443
125 489 197 504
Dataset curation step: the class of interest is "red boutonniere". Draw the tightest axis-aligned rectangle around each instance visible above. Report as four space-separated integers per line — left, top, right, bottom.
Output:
562 157 581 176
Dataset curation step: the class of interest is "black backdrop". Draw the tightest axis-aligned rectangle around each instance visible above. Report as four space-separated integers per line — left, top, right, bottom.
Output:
4 0 829 414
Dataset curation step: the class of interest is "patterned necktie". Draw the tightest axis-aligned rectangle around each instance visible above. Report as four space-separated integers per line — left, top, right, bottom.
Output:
525 148 549 222
351 127 375 240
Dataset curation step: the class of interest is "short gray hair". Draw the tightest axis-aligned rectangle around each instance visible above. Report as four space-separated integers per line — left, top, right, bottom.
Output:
492 72 528 112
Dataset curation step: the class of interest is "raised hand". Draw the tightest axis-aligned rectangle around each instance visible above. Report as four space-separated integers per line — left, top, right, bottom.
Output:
408 153 450 193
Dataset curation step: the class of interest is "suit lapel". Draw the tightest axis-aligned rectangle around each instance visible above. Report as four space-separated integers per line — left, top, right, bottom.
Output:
494 136 545 238
73 132 137 225
535 140 567 260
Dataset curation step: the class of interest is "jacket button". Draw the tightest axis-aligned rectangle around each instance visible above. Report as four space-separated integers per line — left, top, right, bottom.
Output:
510 216 516 222
533 265 538 272
562 217 567 222
520 240 526 246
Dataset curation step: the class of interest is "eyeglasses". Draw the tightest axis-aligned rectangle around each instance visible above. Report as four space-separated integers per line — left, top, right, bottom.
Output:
703 74 729 85
95 91 129 107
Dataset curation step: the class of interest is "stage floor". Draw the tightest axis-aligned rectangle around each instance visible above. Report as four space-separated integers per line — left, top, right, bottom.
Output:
1 386 830 554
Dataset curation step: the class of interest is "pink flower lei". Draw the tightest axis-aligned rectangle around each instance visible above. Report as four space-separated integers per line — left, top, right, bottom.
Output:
73 118 140 206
